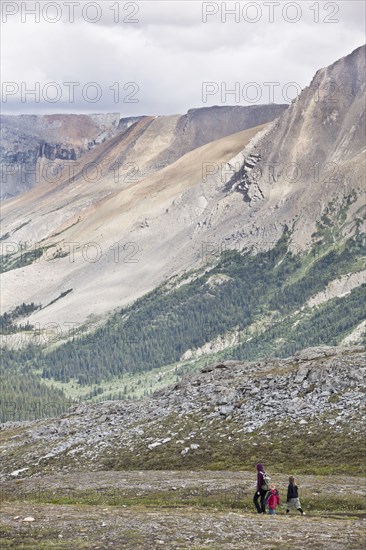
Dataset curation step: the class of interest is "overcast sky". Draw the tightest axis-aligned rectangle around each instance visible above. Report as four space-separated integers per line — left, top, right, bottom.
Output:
1 0 365 116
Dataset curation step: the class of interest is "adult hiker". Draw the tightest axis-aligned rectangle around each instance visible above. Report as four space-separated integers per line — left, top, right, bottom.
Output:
253 463 270 513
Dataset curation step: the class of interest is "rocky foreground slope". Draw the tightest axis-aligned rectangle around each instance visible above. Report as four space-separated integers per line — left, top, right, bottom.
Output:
1 346 365 479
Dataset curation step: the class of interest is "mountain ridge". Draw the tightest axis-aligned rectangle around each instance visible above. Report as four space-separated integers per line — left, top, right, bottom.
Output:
0 46 365 334
0 104 287 200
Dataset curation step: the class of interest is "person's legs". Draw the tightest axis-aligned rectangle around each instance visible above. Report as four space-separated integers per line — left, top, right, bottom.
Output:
253 492 261 513
260 489 267 513
269 507 275 515
297 508 305 515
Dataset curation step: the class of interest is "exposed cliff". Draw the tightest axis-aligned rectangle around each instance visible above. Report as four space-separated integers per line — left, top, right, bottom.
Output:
0 113 121 199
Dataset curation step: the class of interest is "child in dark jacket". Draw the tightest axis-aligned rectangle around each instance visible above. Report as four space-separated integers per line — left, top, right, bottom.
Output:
266 484 280 515
286 476 305 515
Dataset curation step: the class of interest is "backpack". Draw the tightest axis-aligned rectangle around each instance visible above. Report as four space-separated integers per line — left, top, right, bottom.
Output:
261 472 271 491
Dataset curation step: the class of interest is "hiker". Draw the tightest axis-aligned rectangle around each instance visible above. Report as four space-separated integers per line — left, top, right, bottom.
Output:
286 476 306 515
266 483 281 515
253 463 270 513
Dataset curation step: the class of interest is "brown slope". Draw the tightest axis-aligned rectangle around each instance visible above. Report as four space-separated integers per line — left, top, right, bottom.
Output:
1 104 286 245
63 124 268 243
0 116 157 219
1 105 287 202
0 123 268 326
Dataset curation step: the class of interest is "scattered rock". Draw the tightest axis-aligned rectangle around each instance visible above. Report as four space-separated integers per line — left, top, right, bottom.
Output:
10 468 29 478
1 346 365 476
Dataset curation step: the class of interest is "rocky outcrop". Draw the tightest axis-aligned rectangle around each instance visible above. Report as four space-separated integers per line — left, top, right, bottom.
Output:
1 346 364 478
161 346 365 432
117 115 147 134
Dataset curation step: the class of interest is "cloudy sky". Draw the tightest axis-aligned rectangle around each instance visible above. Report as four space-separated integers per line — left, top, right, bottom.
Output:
1 0 365 116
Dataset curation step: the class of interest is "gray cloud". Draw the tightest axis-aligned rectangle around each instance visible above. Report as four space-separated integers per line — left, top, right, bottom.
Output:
1 1 365 116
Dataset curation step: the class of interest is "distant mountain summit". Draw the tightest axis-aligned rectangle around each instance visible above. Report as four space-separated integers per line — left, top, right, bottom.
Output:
232 44 365 250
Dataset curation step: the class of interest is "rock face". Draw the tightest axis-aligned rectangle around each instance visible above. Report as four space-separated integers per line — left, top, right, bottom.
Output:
153 104 288 167
0 113 121 199
1 346 364 477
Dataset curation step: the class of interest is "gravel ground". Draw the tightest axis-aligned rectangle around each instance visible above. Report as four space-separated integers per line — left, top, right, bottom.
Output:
1 471 365 549
2 470 364 499
1 502 365 549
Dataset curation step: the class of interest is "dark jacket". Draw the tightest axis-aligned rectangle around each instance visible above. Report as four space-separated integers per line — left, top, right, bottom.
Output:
287 483 299 501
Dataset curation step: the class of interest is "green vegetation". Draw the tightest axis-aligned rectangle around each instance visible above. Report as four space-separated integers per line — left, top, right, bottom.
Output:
0 220 32 242
0 302 41 334
0 232 11 242
229 284 366 361
102 414 366 476
0 347 73 422
1 485 364 514
13 220 32 234
0 197 365 420
1 234 365 419
38 230 365 385
0 243 55 273
44 289 73 309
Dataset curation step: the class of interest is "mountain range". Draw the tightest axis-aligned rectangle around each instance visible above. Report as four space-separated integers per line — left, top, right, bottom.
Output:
0 45 365 419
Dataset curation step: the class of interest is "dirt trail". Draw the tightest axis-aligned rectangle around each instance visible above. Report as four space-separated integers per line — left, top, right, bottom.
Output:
1 471 365 549
1 470 364 498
